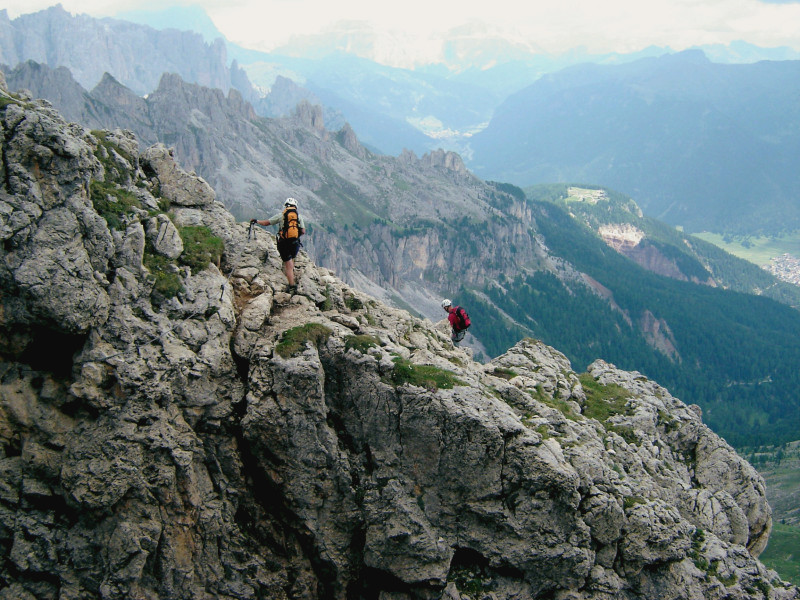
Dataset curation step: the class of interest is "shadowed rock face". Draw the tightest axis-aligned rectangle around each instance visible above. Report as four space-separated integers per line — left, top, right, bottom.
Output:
0 78 797 600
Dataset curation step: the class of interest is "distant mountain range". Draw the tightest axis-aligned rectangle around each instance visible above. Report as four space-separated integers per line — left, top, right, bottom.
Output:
2 5 798 238
468 51 800 236
116 5 800 71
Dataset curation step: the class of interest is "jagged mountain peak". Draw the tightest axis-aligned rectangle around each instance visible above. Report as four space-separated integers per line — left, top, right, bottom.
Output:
0 69 797 600
0 6 258 103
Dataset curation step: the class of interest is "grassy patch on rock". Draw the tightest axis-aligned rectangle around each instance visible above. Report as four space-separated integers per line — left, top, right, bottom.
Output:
144 250 184 300
389 356 464 390
528 385 582 421
90 180 141 230
579 373 638 443
491 367 518 380
579 373 633 421
179 225 224 272
345 334 381 354
276 323 333 358
142 226 225 300
92 130 134 173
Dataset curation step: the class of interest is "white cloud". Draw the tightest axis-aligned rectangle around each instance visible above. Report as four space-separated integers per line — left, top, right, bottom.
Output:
210 0 800 54
3 0 799 56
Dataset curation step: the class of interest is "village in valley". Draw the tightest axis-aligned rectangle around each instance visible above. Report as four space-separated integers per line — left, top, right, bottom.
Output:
764 254 800 286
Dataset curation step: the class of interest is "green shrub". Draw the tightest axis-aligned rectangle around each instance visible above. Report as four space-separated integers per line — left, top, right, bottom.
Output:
607 424 639 445
345 334 380 354
179 225 224 272
755 579 773 595
144 251 183 299
658 409 680 433
276 323 333 358
690 528 708 570
623 495 647 510
319 285 334 311
344 294 364 311
535 424 551 439
708 560 738 586
91 130 136 185
91 130 134 165
448 565 491 598
389 356 464 390
91 180 141 230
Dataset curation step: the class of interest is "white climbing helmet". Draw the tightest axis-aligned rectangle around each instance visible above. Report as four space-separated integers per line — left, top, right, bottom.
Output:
441 298 452 309
284 197 298 208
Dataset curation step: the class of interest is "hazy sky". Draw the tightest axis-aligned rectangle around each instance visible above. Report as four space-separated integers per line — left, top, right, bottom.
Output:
4 0 800 57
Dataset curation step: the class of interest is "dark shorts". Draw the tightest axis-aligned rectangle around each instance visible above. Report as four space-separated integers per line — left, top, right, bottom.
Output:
277 237 300 262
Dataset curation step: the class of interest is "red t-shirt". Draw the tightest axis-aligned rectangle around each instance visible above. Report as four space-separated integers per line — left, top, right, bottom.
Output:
448 307 461 330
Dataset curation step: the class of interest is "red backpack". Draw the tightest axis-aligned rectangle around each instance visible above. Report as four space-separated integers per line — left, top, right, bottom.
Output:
453 306 471 331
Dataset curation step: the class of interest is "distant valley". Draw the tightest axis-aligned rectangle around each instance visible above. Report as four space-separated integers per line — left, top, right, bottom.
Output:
695 232 800 285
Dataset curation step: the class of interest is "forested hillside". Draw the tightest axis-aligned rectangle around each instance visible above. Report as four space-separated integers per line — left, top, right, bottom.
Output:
525 183 800 309
463 195 800 448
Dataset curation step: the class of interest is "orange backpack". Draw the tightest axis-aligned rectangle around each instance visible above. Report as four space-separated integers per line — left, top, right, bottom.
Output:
281 207 300 240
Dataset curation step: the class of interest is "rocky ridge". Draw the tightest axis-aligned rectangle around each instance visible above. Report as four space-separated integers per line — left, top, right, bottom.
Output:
13 61 795 360
1 72 798 600
3 62 532 329
3 61 485 222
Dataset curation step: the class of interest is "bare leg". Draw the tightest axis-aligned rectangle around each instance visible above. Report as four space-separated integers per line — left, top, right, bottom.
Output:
284 259 295 286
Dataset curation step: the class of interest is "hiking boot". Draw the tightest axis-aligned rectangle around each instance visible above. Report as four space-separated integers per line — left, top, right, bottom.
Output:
286 284 298 294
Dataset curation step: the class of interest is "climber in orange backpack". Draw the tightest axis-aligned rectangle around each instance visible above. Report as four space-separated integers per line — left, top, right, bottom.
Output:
251 198 306 291
441 298 471 346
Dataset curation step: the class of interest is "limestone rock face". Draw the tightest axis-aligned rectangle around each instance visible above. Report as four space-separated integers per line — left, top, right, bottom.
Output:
0 84 797 600
141 143 216 207
0 92 111 337
0 5 258 101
